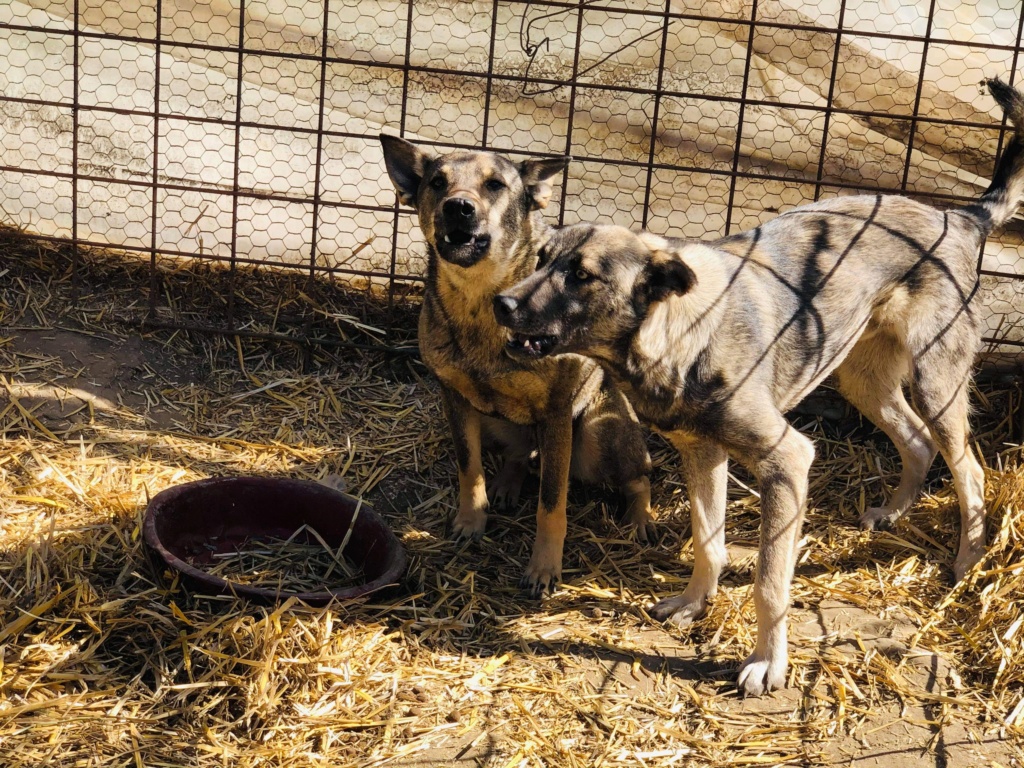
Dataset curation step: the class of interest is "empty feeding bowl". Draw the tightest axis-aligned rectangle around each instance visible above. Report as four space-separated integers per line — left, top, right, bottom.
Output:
144 476 407 605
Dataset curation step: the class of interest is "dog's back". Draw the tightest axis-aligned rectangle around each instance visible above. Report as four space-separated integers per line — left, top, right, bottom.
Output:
711 194 987 409
708 76 1024 402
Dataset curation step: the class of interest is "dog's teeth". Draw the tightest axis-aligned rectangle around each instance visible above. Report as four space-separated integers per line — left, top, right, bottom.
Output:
444 235 451 243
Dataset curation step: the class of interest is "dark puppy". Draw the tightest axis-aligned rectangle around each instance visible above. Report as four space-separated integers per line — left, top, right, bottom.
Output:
380 136 653 595
493 79 1024 690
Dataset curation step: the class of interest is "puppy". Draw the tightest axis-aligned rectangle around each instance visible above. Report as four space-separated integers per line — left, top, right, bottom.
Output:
380 136 653 595
492 78 1024 690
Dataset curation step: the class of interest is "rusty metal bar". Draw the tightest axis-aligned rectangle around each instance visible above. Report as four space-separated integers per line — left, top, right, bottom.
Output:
640 0 674 230
724 0 759 236
813 0 848 202
148 0 163 318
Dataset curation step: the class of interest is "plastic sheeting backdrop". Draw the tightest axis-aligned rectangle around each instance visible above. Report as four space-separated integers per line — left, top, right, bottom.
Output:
2 0 1023 352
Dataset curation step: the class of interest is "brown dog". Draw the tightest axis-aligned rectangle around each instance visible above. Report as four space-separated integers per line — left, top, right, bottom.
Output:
493 78 1024 691
380 136 653 595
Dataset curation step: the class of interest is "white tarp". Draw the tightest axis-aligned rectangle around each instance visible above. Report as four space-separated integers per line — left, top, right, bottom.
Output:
1 0 1022 343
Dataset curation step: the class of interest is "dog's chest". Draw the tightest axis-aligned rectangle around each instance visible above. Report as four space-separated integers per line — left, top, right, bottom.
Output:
434 363 554 423
627 388 709 434
419 290 560 423
613 356 729 436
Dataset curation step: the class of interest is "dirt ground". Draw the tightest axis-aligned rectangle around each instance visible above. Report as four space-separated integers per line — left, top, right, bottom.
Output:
1 234 1023 767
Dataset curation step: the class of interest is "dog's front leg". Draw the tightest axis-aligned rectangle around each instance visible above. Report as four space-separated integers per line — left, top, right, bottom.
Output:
441 386 488 539
650 433 728 628
737 423 815 696
520 410 572 597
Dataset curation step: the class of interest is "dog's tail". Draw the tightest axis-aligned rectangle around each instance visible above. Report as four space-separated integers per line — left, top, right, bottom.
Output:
966 77 1024 234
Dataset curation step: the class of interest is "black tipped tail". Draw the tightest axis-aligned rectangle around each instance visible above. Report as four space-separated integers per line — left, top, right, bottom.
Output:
968 77 1024 234
986 77 1024 129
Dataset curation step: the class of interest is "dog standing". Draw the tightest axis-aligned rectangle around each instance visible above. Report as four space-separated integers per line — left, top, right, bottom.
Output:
379 136 653 595
493 78 1024 692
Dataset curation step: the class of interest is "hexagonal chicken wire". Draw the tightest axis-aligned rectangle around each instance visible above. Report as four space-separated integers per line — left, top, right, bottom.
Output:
1 0 1022 351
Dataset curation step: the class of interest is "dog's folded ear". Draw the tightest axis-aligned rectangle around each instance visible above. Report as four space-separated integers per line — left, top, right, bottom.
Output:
636 234 698 304
520 157 570 210
380 134 435 208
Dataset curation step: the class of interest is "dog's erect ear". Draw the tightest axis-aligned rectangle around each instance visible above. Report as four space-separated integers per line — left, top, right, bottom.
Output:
636 234 697 304
380 134 435 208
519 156 570 210
643 256 697 303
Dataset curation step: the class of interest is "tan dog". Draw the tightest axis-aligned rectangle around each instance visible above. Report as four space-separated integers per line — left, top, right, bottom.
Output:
493 78 1024 691
380 136 653 595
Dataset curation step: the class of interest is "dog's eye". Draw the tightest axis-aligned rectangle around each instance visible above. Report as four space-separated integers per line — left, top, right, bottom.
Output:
429 176 446 190
574 268 592 282
485 178 505 192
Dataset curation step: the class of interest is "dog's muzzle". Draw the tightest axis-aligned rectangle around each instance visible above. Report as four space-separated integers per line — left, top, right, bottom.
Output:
493 294 558 358
433 197 492 266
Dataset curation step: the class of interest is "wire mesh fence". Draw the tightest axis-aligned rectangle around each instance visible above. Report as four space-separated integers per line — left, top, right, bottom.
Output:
2 0 1023 355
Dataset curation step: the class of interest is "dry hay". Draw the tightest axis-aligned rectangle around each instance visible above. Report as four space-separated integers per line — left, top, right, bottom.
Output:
0 227 1022 767
190 528 365 593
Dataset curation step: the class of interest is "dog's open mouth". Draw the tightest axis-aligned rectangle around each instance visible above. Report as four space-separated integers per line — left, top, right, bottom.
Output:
506 332 558 358
438 230 491 261
443 230 489 248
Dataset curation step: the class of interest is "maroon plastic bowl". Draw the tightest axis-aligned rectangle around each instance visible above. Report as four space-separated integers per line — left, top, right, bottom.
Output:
143 476 406 605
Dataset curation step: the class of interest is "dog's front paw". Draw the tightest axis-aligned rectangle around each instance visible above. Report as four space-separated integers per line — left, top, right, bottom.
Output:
452 509 487 540
736 650 787 696
520 552 561 598
859 506 901 532
648 594 707 628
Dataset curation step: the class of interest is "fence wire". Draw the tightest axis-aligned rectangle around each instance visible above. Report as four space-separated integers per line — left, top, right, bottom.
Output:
2 0 1023 354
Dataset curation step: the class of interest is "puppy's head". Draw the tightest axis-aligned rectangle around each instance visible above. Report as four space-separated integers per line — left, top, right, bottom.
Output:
493 224 697 360
379 135 568 269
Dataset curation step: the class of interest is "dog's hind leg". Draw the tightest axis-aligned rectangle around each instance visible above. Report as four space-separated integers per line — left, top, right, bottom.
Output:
909 355 986 582
621 475 654 542
482 418 535 511
490 457 531 510
572 391 655 541
649 434 728 628
835 332 937 531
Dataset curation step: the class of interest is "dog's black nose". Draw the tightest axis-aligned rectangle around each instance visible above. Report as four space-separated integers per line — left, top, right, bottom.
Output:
443 197 476 225
493 294 518 325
